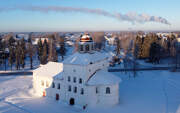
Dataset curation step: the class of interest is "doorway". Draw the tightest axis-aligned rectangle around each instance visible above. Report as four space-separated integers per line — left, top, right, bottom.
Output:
43 91 46 97
69 98 75 105
56 94 59 100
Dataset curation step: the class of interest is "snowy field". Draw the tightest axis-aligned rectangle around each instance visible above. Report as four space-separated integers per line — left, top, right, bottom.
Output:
0 71 180 113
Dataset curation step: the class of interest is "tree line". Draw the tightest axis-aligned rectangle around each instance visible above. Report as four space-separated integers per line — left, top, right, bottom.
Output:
0 34 66 71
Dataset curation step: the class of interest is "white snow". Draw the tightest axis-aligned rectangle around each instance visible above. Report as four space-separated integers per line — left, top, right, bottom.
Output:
63 51 109 65
87 69 121 85
1 71 180 113
33 62 63 77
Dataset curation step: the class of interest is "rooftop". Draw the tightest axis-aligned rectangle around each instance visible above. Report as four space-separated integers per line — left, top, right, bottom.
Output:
87 69 121 85
63 51 110 65
33 62 63 77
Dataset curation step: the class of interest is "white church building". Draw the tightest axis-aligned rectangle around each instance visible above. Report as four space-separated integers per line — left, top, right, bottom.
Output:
33 34 121 108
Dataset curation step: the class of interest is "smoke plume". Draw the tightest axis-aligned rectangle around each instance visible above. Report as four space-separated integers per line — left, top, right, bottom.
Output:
0 6 170 25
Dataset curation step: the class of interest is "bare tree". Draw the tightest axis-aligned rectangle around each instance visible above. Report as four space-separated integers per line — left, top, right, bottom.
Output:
27 38 35 69
48 35 58 62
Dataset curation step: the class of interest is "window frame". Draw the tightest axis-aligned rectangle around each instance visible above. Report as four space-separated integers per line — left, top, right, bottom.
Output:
52 82 55 88
74 87 77 93
106 87 111 94
57 83 60 89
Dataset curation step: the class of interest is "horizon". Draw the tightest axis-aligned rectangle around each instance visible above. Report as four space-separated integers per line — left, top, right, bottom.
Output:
0 0 180 32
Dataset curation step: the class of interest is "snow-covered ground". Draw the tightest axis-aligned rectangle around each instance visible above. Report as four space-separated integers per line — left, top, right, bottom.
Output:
0 71 180 113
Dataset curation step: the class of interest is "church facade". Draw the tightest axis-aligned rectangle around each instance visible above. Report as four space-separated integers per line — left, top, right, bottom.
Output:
33 34 121 108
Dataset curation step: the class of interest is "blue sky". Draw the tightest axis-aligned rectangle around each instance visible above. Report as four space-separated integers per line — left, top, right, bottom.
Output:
0 0 179 32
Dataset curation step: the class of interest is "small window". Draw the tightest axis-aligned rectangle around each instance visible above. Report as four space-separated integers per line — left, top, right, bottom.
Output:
79 78 82 84
96 87 98 94
41 80 44 86
73 77 76 83
46 81 49 87
81 88 84 95
86 45 89 51
68 85 71 92
80 45 83 51
89 69 91 72
68 76 71 82
57 83 60 89
74 87 77 93
106 87 110 94
52 82 55 88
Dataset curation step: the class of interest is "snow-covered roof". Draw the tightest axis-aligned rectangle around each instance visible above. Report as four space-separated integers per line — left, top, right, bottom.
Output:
33 62 63 78
63 51 110 65
87 69 121 85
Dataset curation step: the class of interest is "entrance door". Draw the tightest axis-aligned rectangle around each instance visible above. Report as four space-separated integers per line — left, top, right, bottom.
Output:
69 98 75 105
43 91 46 97
56 94 59 100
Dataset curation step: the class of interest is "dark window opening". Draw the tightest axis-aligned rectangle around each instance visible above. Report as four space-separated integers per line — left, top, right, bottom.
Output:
57 83 60 89
81 88 84 95
68 76 71 82
74 87 77 93
79 78 82 84
73 77 76 83
68 85 71 92
96 87 98 94
106 87 110 94
52 82 55 88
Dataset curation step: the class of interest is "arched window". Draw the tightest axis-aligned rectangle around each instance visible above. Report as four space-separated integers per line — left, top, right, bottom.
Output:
52 82 55 88
81 88 84 95
79 78 82 84
86 45 89 51
73 77 76 83
74 87 77 93
46 81 49 87
106 87 110 94
96 87 98 94
41 80 44 86
68 76 71 82
68 85 71 92
57 83 60 89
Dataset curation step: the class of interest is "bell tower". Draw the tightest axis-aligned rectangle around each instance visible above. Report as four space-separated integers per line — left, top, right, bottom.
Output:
78 33 94 53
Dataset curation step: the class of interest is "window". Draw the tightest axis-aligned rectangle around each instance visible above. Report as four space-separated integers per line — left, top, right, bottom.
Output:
57 83 60 89
73 77 76 83
96 87 98 94
106 87 110 94
41 80 44 86
89 69 91 72
46 81 49 87
74 87 77 93
68 76 71 82
80 45 83 51
68 85 71 92
91 45 94 50
52 82 55 88
73 69 76 72
86 45 89 51
81 88 84 95
79 78 82 84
